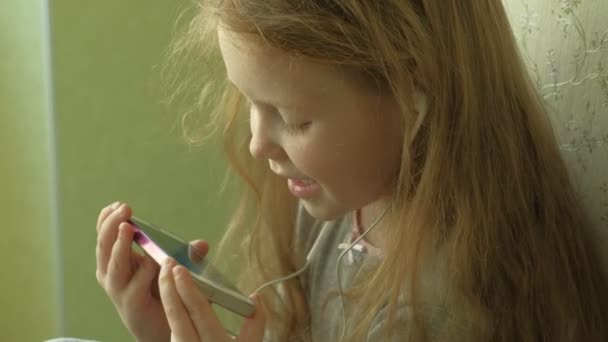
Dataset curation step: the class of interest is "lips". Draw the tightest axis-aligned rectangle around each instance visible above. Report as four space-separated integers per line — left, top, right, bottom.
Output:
268 162 320 198
287 178 321 198
289 178 316 186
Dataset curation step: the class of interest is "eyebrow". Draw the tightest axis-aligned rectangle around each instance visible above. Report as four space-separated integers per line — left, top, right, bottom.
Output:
228 79 291 109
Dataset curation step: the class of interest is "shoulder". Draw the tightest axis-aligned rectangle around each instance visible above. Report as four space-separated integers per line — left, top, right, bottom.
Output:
366 303 467 341
366 263 469 342
366 251 469 341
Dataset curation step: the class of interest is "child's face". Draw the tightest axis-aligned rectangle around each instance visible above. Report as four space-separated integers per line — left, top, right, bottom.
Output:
218 29 404 220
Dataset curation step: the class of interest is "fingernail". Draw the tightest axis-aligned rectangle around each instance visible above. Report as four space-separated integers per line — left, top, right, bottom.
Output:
119 223 130 235
247 294 259 318
160 259 172 277
111 201 121 210
172 265 185 277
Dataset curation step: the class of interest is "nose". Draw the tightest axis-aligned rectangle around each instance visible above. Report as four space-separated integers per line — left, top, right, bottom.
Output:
249 109 286 161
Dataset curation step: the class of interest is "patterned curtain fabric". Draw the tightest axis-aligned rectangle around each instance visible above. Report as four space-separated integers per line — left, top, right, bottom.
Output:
504 0 608 261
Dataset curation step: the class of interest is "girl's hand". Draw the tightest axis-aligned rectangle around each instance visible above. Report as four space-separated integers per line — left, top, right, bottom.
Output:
95 202 209 342
158 258 266 342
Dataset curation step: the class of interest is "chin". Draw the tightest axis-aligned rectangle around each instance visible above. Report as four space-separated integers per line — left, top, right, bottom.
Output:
301 199 348 221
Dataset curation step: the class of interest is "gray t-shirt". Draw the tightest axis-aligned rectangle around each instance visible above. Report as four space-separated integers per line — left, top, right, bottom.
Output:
289 204 462 342
291 205 407 341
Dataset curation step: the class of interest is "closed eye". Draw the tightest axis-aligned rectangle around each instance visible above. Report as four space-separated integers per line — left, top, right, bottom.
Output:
246 98 311 135
283 121 312 135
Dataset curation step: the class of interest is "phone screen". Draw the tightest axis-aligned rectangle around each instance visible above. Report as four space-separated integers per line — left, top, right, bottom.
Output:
128 216 240 293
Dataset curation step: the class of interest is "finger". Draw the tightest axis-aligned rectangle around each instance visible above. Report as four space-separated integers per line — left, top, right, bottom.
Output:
127 250 160 298
188 240 209 263
146 253 163 299
173 265 227 341
96 203 132 275
159 259 199 341
97 204 129 273
106 222 136 296
95 204 113 285
97 201 120 233
236 294 266 342
190 240 209 255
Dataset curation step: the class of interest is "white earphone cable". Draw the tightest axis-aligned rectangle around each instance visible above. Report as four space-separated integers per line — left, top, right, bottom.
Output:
250 205 389 342
336 205 390 342
252 222 331 295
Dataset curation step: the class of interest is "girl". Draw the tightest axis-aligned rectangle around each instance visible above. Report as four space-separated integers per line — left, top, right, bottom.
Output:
96 1 608 341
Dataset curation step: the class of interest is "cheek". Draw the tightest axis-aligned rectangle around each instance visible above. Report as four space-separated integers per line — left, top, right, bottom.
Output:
319 135 401 198
284 140 326 178
287 137 373 190
283 117 402 201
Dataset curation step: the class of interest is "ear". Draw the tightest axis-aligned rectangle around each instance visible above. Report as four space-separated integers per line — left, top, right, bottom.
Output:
409 91 428 143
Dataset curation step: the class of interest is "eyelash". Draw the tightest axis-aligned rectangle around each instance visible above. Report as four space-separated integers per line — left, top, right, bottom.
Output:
282 121 311 135
246 100 310 135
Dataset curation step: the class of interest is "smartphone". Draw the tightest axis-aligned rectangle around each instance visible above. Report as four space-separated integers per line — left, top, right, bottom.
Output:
127 216 254 317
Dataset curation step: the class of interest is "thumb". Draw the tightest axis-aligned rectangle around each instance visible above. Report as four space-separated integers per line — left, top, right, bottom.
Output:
188 239 209 263
236 294 266 341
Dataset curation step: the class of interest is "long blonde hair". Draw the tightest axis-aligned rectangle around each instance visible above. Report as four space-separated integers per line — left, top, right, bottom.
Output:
167 1 608 341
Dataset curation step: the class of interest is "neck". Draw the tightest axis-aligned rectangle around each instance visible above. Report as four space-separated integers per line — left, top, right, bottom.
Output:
358 198 391 249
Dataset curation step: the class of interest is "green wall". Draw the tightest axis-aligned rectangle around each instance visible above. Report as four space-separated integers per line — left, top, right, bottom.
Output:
0 0 59 341
2 0 231 341
51 1 231 341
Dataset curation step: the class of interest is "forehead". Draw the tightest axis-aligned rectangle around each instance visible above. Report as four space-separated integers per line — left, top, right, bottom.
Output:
217 28 358 106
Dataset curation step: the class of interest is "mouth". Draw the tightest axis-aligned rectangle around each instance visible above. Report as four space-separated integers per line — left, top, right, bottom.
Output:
269 162 321 198
287 177 321 199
